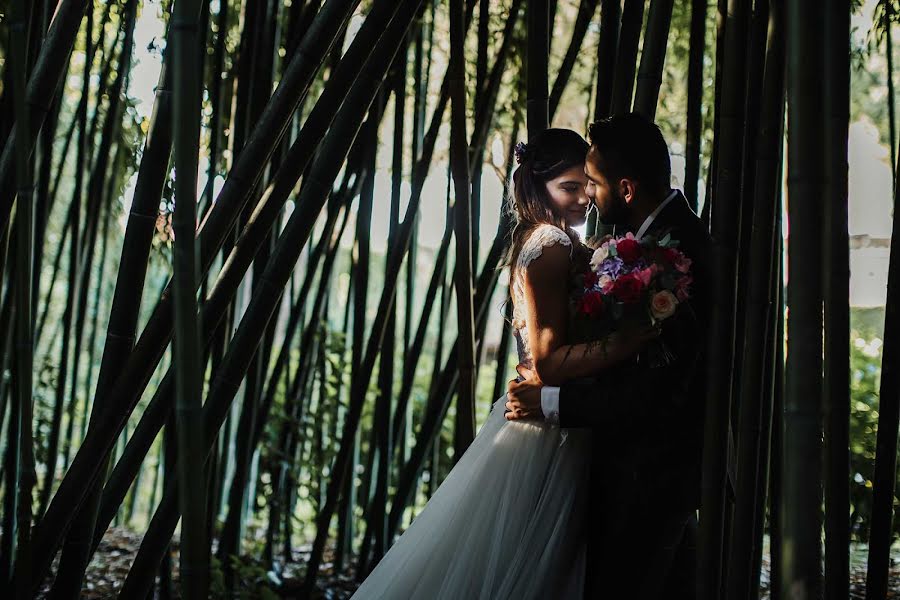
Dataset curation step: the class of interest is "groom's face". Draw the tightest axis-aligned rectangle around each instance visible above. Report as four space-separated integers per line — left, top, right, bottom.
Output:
584 150 628 226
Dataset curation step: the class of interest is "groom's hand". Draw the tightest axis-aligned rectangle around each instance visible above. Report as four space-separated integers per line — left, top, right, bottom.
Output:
505 365 543 421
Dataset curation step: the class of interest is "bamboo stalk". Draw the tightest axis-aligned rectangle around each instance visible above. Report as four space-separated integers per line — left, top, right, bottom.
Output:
550 0 599 121
594 0 620 120
699 0 749 597
170 0 207 596
29 2 364 584
632 0 675 119
0 0 92 232
725 3 785 597
782 0 826 596
610 0 645 115
822 1 851 598
449 0 476 459
527 0 550 135
866 32 900 600
684 0 707 211
117 3 427 596
6 0 35 594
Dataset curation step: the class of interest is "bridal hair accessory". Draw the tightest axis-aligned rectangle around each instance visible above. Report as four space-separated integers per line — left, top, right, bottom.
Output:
514 141 532 165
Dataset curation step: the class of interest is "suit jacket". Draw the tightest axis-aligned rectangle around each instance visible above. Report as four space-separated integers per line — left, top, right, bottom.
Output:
559 190 713 514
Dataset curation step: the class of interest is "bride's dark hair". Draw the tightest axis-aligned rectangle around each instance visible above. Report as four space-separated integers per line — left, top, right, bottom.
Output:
508 128 589 275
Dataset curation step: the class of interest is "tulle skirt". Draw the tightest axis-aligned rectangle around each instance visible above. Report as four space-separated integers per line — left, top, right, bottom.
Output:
351 397 591 599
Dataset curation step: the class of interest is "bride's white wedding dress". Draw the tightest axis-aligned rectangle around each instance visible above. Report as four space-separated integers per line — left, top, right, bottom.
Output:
352 224 590 599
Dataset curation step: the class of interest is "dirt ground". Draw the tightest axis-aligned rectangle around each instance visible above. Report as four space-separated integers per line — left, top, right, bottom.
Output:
35 528 900 599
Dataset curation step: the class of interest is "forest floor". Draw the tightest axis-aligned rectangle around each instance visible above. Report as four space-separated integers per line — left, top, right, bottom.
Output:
36 527 900 598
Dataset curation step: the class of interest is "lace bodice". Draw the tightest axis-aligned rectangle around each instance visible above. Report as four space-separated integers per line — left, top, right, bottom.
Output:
511 224 574 368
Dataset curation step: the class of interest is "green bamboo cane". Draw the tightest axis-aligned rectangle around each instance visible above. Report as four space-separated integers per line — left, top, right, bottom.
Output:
822 1 851 598
866 45 900 600
0 0 91 233
370 48 411 565
5 0 35 595
527 0 550 135
698 0 750 597
594 0 621 121
550 0 599 120
782 0 826 596
37 1 90 533
887 2 897 196
632 0 675 119
684 0 707 212
609 0 645 115
725 3 785 597
449 0 476 459
46 3 145 595
116 3 426 596
171 0 207 596
29 2 362 585
202 0 229 219
387 223 511 540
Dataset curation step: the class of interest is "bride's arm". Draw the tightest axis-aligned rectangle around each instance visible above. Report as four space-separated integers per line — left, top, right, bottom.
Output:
523 244 655 387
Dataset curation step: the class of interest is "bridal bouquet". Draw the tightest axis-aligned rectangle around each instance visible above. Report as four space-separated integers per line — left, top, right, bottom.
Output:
571 232 693 366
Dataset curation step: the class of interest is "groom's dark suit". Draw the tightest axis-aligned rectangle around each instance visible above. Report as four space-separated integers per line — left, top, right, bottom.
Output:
559 191 711 599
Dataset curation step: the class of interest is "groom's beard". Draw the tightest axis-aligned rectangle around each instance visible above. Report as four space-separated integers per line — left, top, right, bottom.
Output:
596 188 629 227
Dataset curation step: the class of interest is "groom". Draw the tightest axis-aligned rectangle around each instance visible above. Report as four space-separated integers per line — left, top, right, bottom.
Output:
506 113 711 599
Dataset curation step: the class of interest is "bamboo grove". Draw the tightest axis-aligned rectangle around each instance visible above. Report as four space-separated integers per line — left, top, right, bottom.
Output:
0 0 896 599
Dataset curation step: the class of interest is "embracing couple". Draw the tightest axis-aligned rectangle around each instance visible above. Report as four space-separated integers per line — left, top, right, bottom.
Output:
353 113 711 599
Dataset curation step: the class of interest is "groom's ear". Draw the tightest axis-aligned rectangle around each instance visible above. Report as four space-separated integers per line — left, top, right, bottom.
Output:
620 178 637 204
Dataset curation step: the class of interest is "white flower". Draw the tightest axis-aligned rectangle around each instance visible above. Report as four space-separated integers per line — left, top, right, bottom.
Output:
650 290 679 321
590 246 609 270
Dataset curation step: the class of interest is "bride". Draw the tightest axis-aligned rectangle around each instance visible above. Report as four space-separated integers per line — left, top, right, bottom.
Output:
352 128 655 599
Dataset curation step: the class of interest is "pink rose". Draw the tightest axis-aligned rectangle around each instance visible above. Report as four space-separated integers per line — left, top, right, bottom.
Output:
650 290 679 321
675 275 693 301
635 267 654 286
674 254 692 274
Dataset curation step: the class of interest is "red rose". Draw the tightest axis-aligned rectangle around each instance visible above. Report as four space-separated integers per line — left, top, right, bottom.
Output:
583 270 599 288
577 291 605 317
615 238 642 263
610 273 644 304
661 248 680 265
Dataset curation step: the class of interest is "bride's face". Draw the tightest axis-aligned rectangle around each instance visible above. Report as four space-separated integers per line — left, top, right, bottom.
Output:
544 165 590 227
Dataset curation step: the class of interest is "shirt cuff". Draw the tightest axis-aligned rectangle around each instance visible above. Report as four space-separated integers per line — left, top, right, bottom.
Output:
541 386 561 424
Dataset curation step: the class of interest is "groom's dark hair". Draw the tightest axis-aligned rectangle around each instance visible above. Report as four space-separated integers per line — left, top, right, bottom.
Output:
587 113 671 197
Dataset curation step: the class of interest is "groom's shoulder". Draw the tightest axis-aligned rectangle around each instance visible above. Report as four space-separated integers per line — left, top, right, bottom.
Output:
662 207 711 253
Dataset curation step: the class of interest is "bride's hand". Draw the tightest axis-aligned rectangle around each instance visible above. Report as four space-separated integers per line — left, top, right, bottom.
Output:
505 365 543 421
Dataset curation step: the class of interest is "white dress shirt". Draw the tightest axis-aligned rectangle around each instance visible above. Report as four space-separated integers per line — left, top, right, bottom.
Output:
540 190 679 421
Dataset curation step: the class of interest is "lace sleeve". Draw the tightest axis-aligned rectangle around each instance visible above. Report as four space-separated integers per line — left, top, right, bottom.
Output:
511 224 574 334
517 224 573 271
